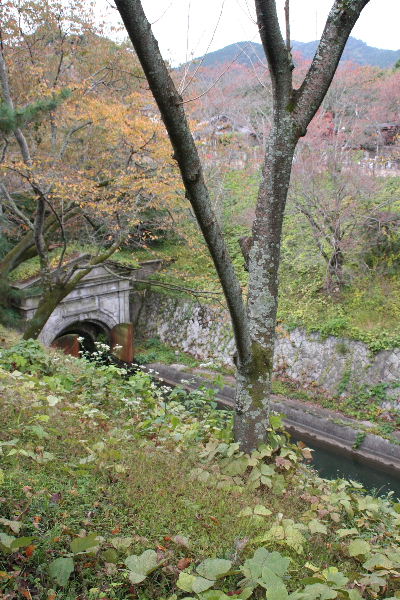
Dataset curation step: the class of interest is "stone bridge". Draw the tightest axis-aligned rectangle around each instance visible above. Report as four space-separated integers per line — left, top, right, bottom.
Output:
13 257 162 360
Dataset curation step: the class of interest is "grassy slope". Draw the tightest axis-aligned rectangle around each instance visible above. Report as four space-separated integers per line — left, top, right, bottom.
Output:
0 329 399 600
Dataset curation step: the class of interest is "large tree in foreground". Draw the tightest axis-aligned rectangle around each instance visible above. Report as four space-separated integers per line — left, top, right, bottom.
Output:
114 0 371 451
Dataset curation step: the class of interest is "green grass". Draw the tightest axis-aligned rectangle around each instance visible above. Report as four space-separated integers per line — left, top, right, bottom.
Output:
1 332 400 599
135 336 200 367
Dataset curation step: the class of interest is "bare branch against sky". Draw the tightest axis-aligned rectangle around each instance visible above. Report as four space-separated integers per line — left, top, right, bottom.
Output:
100 0 399 65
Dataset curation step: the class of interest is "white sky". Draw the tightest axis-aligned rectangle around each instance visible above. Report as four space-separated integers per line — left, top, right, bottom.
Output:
100 1 400 65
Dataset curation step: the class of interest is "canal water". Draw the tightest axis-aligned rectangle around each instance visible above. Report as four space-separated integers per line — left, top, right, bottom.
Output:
292 434 400 499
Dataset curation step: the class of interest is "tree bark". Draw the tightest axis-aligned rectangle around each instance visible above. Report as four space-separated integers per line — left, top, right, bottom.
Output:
113 0 251 369
114 0 371 452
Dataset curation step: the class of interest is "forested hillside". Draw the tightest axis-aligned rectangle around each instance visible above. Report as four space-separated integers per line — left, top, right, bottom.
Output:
188 37 400 70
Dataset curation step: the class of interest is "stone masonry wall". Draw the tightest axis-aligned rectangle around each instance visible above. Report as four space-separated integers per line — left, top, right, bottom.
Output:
134 291 400 404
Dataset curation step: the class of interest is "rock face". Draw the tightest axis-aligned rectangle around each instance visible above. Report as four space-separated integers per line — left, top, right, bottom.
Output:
135 291 400 406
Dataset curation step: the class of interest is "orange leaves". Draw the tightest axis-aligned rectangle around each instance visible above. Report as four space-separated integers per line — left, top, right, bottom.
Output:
24 544 36 558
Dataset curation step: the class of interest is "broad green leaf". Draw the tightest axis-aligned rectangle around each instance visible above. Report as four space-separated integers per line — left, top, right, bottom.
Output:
270 414 284 429
261 475 273 487
26 425 49 439
196 558 232 580
348 539 371 558
242 547 272 581
362 553 393 571
125 549 159 583
242 548 290 583
336 528 358 538
300 583 338 600
264 552 291 577
346 590 363 600
222 457 248 476
0 532 15 551
272 474 287 496
177 573 198 593
308 520 327 535
176 573 214 594
0 469 4 485
192 577 215 594
261 569 289 600
262 521 305 554
322 568 348 588
254 505 272 516
248 467 261 483
10 536 34 550
198 592 231 600
260 464 275 476
48 557 74 587
70 533 100 553
101 549 119 563
111 536 133 550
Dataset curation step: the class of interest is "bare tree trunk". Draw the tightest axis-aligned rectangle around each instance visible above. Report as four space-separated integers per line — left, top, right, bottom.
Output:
326 240 344 290
0 232 36 278
114 0 371 451
235 121 297 450
22 285 69 340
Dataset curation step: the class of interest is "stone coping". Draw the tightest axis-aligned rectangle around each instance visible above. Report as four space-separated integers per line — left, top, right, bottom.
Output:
148 362 400 478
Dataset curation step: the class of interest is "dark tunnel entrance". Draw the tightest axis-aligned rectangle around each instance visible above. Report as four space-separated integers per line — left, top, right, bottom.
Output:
51 320 111 357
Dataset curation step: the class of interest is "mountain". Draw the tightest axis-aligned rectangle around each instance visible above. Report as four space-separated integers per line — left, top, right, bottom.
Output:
190 37 400 70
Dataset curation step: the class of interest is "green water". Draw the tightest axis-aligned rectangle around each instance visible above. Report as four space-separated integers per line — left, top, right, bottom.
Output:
292 435 400 499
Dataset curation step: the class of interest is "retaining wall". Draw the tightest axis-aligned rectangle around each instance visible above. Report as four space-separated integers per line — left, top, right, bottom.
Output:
134 291 400 405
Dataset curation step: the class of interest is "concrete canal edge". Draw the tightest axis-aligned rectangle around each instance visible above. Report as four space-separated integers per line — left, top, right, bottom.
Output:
149 363 400 478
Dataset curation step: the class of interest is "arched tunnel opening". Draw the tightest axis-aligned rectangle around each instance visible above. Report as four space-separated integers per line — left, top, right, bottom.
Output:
50 320 134 363
51 320 111 357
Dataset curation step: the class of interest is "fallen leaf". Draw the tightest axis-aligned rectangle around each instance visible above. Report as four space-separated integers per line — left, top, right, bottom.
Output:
25 545 36 558
301 448 313 460
111 526 121 534
177 558 192 570
275 457 292 470
209 516 220 524
0 518 22 534
171 535 190 548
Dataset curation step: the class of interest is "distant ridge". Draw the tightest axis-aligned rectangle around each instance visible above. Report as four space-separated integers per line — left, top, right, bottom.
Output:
188 37 400 70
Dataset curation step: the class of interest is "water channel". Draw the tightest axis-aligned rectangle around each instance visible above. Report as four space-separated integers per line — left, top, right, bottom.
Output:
291 434 400 499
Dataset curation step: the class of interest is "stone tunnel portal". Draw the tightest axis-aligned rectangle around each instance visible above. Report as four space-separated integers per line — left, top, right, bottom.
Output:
51 319 111 356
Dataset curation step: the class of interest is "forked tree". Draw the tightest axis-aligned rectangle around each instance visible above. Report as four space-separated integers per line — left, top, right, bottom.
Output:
114 0 371 451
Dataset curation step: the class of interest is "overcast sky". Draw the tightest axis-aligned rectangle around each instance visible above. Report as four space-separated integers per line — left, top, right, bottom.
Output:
101 1 400 65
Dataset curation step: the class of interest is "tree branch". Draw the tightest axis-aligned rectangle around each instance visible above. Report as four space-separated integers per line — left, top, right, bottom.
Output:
254 0 293 101
294 0 371 130
0 46 32 165
113 0 252 367
0 183 34 230
284 0 291 52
